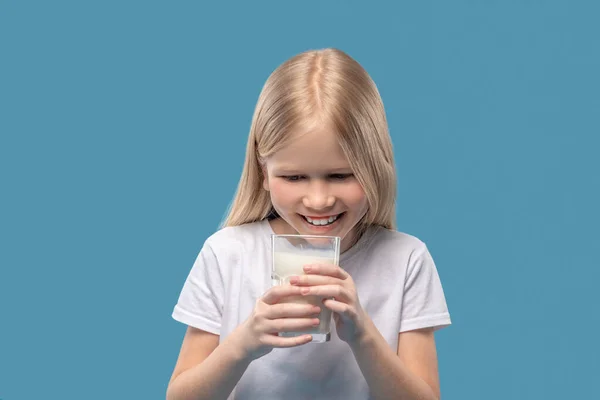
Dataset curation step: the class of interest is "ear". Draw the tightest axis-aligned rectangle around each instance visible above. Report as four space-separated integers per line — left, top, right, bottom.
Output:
261 165 270 191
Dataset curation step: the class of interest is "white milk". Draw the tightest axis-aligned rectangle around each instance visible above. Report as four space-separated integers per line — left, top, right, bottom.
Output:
273 251 336 341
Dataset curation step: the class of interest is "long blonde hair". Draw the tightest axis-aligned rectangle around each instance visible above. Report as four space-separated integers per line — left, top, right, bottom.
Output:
222 48 396 232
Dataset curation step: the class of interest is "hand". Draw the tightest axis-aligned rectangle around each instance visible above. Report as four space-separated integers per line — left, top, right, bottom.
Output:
232 284 322 361
289 264 368 344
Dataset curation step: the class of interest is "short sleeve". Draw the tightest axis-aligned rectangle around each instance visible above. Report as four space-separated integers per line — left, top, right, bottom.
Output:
172 242 224 335
399 244 451 333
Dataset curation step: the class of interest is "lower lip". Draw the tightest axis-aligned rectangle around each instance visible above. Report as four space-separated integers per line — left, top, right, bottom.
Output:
299 213 344 232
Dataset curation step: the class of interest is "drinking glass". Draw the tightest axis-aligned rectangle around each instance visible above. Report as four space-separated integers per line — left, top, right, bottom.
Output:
271 234 341 343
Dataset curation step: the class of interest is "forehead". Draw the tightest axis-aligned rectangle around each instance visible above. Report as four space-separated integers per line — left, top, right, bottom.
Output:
266 128 350 171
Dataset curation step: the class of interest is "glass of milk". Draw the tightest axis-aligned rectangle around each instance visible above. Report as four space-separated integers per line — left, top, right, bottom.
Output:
271 234 341 343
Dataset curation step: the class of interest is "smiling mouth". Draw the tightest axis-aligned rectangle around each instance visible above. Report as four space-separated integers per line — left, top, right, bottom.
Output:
300 212 345 226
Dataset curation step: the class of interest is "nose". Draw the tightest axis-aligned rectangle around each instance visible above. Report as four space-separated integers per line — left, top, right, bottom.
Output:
302 180 335 210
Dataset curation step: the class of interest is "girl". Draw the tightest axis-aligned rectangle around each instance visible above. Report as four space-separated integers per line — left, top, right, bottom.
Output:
167 48 451 400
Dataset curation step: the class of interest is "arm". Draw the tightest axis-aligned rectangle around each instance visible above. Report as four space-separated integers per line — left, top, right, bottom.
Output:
290 264 442 400
166 327 252 400
349 323 440 400
167 285 319 400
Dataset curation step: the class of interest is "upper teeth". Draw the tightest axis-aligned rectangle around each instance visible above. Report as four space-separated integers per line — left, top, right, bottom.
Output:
305 214 339 226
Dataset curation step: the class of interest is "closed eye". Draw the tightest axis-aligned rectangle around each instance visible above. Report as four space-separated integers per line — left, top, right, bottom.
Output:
329 173 353 181
280 175 305 182
279 174 352 182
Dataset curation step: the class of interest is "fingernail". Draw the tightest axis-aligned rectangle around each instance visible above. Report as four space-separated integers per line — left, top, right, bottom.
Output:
289 276 299 284
301 288 310 295
303 265 312 272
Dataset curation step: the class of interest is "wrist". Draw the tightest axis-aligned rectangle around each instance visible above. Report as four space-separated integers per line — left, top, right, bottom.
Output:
348 317 377 350
223 325 256 364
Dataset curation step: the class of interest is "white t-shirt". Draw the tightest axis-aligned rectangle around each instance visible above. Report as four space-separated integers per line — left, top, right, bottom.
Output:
172 219 451 400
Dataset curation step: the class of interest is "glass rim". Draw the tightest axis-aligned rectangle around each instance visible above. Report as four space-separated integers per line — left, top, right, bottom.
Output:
271 233 340 241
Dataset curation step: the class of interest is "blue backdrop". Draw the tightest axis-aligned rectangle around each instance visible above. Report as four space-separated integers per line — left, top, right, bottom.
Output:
1 1 598 399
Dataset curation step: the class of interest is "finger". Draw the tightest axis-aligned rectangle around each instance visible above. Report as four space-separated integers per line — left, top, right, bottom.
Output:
266 302 322 319
261 334 313 348
303 263 349 280
261 285 304 305
266 317 321 334
289 274 342 287
322 298 355 317
300 284 352 303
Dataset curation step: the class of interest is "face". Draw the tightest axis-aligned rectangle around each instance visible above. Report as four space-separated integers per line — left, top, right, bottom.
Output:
262 126 368 252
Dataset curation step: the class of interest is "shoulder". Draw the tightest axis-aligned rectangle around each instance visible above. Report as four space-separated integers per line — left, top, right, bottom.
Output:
367 229 443 285
357 227 435 274
367 226 429 257
189 221 267 274
203 220 268 256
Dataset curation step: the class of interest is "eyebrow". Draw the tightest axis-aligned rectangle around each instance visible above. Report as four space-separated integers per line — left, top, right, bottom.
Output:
273 166 353 174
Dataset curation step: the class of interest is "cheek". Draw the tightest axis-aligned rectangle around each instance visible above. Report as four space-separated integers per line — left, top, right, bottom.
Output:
344 182 368 208
268 180 295 208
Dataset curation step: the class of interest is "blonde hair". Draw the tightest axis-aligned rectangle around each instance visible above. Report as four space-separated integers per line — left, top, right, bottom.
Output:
222 48 396 233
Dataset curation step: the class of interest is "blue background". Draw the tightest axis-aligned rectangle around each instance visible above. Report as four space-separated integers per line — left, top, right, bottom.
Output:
1 1 598 399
